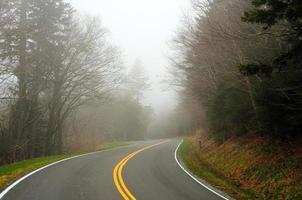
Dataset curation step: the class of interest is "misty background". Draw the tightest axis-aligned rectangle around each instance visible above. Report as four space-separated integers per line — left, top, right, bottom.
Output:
68 0 191 113
0 0 193 164
1 1 302 198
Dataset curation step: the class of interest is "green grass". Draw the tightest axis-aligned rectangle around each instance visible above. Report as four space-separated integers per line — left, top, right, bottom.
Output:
0 141 130 191
179 139 254 200
0 155 70 191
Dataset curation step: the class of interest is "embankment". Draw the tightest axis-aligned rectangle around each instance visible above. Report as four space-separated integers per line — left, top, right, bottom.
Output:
180 131 302 200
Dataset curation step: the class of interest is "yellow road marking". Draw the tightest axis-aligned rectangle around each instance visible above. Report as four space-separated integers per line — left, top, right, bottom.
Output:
113 140 169 200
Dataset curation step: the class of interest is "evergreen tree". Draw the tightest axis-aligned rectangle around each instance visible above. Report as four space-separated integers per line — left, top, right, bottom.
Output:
0 0 73 159
242 0 302 72
241 0 302 138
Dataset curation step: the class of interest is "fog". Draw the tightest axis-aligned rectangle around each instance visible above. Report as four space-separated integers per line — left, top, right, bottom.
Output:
67 0 191 113
1 1 301 198
0 0 195 163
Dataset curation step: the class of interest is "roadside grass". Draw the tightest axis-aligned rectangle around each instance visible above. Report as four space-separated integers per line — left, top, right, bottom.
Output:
0 155 70 191
179 138 254 200
0 141 129 192
180 132 302 200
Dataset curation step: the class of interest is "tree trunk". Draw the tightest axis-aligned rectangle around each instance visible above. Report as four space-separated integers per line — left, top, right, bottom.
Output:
8 0 29 162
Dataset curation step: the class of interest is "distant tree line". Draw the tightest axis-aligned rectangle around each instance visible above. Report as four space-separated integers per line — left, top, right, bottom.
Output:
147 97 202 139
171 0 302 142
64 63 152 153
0 0 151 165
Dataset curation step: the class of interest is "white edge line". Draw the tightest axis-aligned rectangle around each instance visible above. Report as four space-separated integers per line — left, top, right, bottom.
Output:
0 145 131 199
174 139 230 200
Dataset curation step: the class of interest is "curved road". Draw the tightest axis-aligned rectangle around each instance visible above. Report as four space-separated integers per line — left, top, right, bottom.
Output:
1 139 227 200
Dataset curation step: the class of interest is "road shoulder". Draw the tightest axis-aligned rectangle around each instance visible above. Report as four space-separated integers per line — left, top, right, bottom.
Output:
176 139 246 200
0 141 130 198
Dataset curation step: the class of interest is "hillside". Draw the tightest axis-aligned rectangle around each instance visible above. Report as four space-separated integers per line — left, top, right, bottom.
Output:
181 130 302 200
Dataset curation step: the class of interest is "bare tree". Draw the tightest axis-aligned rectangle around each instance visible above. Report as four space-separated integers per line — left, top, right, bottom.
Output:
170 0 284 139
0 1 123 163
44 17 122 154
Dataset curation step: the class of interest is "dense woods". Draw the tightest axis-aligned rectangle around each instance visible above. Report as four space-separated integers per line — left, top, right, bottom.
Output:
0 0 150 165
171 0 302 142
1 0 302 199
2 0 302 169
171 2 302 198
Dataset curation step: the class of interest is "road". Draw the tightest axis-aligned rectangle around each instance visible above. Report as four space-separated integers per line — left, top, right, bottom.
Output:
0 139 227 200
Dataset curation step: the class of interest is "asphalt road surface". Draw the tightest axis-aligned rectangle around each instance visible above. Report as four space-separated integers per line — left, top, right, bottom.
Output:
1 139 227 200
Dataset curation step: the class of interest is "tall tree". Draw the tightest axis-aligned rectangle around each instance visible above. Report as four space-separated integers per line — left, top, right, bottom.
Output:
127 59 149 101
0 0 74 159
0 0 123 164
0 0 36 160
44 17 121 154
171 0 284 141
243 0 302 71
240 0 302 138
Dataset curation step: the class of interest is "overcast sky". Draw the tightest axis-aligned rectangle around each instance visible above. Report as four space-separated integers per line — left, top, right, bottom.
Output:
67 0 191 113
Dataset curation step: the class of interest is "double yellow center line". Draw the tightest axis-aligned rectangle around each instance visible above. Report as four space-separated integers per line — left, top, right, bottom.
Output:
113 140 169 200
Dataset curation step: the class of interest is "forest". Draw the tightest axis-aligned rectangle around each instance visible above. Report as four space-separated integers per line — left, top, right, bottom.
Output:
1 0 302 199
168 1 302 198
1 0 301 165
0 0 151 165
171 0 302 143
